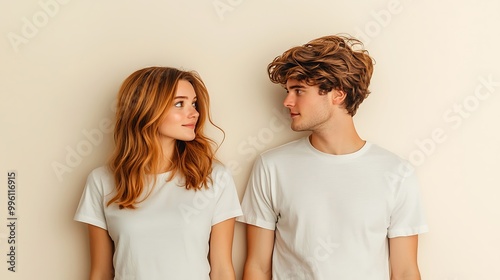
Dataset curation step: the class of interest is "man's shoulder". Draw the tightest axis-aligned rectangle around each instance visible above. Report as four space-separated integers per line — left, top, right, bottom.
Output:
366 142 401 157
260 137 308 158
364 142 411 168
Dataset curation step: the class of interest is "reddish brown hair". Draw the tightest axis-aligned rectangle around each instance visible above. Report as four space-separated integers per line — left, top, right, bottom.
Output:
108 67 220 209
268 35 374 116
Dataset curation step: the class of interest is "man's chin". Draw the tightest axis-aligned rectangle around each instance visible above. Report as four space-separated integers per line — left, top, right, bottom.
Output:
290 125 305 132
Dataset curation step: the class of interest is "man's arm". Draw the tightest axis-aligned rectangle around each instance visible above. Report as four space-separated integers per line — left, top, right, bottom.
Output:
242 225 275 280
389 235 421 280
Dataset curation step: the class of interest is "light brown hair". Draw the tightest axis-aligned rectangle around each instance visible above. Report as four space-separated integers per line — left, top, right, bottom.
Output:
268 35 374 116
108 67 219 209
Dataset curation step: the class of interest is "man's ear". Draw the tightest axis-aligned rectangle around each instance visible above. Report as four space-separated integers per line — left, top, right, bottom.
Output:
331 89 347 105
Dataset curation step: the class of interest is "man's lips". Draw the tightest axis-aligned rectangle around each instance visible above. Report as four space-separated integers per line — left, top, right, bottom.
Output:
290 112 300 118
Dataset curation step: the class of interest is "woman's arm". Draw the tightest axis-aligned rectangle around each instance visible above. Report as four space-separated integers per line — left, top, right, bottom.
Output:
209 218 237 280
88 224 114 280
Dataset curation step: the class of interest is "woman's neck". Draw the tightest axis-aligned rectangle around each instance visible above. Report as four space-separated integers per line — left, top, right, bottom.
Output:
158 138 176 173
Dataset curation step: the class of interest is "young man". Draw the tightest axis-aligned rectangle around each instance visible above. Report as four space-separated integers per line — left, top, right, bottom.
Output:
237 35 428 279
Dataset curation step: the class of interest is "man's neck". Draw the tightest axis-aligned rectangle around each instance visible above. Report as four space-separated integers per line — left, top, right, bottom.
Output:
309 117 365 155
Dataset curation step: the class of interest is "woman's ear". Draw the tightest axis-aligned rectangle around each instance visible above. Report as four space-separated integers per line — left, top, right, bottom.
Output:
331 89 346 105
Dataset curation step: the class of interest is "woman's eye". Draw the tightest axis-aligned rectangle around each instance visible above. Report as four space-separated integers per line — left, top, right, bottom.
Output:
192 102 197 108
174 101 183 108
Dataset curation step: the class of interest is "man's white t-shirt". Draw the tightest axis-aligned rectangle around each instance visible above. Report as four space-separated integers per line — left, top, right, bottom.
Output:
74 164 242 280
238 137 428 280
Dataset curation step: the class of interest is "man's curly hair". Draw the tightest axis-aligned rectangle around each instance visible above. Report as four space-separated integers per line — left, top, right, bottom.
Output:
267 35 374 116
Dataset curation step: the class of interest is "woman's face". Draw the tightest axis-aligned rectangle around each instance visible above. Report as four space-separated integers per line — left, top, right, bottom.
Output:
158 80 200 144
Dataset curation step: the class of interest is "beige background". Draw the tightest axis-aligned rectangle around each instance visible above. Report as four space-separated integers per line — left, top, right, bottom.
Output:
1 0 499 279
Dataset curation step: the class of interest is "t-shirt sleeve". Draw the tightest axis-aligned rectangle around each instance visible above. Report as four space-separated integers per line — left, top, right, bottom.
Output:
211 167 243 226
236 156 277 230
388 168 429 238
73 169 108 230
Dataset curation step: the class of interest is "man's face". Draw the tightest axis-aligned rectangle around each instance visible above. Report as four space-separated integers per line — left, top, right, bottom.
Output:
284 79 334 132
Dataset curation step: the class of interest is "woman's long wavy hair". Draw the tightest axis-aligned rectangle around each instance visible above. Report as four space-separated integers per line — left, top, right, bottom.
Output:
268 34 374 116
107 67 220 209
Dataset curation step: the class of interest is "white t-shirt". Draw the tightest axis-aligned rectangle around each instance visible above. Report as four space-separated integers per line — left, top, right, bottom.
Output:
74 163 242 280
237 137 428 280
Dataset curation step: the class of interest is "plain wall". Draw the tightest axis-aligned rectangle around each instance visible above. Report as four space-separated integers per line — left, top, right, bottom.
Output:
1 0 499 279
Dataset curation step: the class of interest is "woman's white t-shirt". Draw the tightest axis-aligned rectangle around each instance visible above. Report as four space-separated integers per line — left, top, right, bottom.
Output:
74 164 242 280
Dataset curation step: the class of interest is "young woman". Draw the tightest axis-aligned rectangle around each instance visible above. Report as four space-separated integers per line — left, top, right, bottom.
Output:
74 66 242 280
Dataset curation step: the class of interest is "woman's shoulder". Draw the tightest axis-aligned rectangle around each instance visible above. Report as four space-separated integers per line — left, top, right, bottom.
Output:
86 165 114 186
88 165 112 177
210 162 235 183
211 161 234 175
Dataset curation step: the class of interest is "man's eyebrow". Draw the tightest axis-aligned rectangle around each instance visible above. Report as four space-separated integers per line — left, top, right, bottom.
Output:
287 84 306 90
